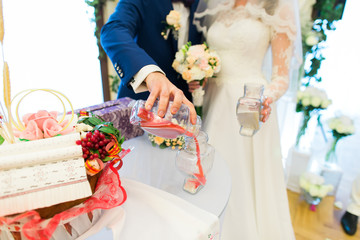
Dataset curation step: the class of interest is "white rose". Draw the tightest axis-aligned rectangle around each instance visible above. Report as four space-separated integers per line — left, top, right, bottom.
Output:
75 123 93 133
205 67 214 78
166 10 181 26
305 34 319 46
190 65 206 80
175 51 185 62
309 185 320 197
336 124 347 134
310 96 321 107
302 97 311 106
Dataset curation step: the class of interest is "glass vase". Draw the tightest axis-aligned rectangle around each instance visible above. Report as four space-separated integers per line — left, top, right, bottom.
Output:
295 111 311 152
236 83 264 137
320 137 343 196
175 131 215 194
325 137 340 165
301 188 322 211
130 99 202 139
301 188 322 205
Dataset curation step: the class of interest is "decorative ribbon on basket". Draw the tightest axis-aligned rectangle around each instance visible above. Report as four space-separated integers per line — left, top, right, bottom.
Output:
0 162 128 240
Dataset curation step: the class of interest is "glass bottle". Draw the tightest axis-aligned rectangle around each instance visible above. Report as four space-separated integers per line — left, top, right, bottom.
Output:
175 131 215 194
130 99 201 139
236 83 264 137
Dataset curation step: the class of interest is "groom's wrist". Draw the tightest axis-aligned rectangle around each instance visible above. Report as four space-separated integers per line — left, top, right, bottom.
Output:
131 65 165 93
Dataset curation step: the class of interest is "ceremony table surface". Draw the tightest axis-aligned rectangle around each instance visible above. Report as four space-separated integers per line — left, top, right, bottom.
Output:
83 134 232 240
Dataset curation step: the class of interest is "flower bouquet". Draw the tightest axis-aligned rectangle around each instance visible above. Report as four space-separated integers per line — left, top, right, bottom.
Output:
148 133 185 150
172 42 221 117
325 115 355 164
295 86 332 148
161 10 181 40
0 89 131 239
299 172 334 211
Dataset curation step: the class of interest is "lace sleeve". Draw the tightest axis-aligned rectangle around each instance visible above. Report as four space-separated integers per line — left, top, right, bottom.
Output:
263 31 294 102
263 2 298 102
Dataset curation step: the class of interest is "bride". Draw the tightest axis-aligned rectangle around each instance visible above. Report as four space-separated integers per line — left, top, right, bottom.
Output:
192 0 302 239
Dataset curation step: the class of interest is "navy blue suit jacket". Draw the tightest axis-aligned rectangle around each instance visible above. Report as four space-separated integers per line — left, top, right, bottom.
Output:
100 0 202 101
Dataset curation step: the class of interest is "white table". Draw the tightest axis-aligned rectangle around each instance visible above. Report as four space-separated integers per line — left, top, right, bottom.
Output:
119 134 232 218
85 134 231 240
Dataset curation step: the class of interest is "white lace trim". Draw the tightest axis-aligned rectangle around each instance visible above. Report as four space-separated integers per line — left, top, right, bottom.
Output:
194 1 297 41
215 3 297 42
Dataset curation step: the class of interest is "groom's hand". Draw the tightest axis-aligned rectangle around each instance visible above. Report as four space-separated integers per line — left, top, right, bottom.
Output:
144 72 197 125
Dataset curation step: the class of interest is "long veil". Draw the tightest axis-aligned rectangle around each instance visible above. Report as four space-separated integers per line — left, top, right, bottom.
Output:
193 0 303 94
193 0 304 157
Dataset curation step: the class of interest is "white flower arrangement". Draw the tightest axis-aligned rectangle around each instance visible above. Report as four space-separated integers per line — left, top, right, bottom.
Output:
296 87 332 110
300 172 334 198
161 10 181 40
325 115 355 162
328 115 355 136
172 42 221 117
295 87 332 147
148 134 185 150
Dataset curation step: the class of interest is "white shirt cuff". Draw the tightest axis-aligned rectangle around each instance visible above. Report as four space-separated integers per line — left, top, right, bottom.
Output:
130 65 165 93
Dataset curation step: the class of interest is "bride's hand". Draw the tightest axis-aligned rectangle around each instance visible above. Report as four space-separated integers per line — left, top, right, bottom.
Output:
260 97 273 123
188 79 208 93
188 81 200 93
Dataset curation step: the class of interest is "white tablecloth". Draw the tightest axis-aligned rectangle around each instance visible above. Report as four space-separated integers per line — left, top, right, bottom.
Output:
82 178 220 240
120 134 232 217
83 134 231 240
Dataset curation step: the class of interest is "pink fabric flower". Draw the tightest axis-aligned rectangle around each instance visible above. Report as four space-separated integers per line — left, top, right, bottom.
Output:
14 110 75 140
23 110 58 131
17 120 44 140
43 118 74 138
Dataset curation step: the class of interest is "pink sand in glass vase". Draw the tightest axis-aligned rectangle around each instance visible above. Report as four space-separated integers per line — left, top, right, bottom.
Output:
130 100 206 187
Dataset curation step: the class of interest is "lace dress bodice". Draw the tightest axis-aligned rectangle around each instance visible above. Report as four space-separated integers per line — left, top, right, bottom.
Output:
206 5 293 101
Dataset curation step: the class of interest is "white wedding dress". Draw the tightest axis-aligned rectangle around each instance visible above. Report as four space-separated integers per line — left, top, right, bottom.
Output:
202 4 296 240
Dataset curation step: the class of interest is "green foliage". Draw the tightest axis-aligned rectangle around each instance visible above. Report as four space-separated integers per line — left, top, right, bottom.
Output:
78 114 124 144
109 74 120 94
301 0 345 87
0 135 4 145
85 0 114 59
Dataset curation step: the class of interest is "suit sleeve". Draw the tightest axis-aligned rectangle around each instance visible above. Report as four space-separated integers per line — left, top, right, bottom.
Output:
100 0 157 88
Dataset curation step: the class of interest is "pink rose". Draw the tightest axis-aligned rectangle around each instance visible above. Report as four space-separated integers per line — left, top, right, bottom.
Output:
17 120 44 140
188 45 206 59
199 58 209 70
23 110 58 131
43 118 74 138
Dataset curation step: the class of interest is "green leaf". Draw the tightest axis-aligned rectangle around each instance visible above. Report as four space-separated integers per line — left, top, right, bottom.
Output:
159 144 167 149
0 135 4 145
102 156 113 162
88 117 103 126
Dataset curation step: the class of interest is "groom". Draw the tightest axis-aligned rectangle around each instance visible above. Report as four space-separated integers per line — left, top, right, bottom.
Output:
100 0 202 123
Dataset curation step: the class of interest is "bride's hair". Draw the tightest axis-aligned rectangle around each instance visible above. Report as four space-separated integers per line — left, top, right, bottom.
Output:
261 0 279 15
